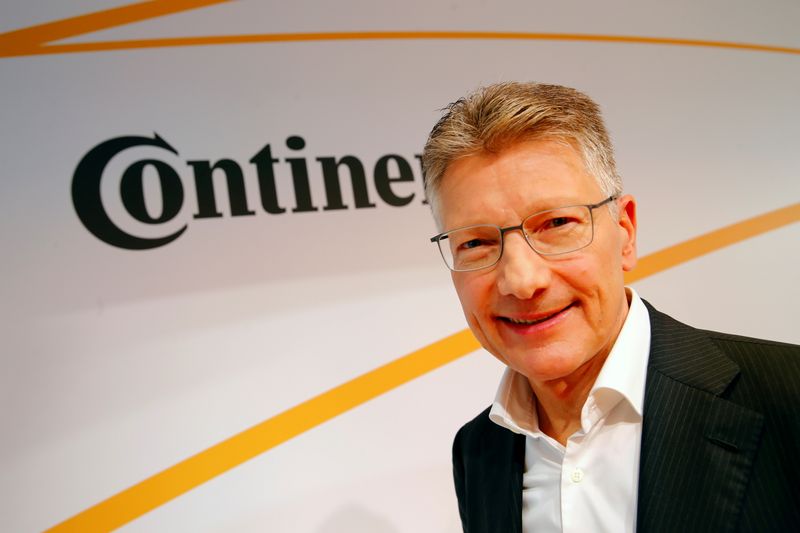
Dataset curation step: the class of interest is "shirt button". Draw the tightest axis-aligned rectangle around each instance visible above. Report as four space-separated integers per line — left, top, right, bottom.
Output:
571 468 584 483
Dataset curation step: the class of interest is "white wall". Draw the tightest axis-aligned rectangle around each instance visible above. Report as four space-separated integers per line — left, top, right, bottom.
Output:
1 2 798 531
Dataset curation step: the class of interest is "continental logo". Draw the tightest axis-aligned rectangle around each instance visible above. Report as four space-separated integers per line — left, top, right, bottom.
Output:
71 133 427 250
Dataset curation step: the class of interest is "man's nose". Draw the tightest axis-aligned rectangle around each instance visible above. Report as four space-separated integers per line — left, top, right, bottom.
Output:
495 232 552 299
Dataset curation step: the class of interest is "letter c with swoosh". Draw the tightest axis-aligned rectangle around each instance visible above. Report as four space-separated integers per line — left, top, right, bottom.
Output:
72 133 187 250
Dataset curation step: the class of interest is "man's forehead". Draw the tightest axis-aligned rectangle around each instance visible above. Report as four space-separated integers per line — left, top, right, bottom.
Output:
437 139 601 226
439 140 597 189
440 138 590 182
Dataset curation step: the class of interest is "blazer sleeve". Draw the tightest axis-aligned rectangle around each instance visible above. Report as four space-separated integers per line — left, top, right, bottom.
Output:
453 424 470 533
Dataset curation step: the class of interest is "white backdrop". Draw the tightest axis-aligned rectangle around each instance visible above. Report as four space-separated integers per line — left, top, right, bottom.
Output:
1 1 798 531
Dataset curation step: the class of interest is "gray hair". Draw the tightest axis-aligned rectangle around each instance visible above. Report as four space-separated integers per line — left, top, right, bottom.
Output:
421 82 622 225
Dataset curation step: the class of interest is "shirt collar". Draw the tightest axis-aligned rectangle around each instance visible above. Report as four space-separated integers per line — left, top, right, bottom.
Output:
589 288 650 417
489 364 539 436
489 288 651 437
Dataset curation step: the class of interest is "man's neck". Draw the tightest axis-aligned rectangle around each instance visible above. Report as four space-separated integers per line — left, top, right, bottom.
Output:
531 349 611 445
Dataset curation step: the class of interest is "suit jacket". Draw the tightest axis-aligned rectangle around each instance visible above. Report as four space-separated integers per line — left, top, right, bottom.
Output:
452 303 800 533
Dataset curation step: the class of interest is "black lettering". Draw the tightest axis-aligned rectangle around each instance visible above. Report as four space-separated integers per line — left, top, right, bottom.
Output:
250 144 286 214
317 156 376 210
285 136 318 213
374 154 415 207
188 159 255 219
71 133 187 250
120 159 184 223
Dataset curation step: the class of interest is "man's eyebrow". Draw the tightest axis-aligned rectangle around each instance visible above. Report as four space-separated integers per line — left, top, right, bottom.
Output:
441 201 572 231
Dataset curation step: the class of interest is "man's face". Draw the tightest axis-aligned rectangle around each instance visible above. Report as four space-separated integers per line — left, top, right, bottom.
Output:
437 139 637 389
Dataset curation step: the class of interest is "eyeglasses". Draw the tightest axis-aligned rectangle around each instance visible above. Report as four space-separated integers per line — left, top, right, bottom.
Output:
430 196 617 272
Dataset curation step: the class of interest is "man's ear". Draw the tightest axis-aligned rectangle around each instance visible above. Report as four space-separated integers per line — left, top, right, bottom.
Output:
617 195 637 272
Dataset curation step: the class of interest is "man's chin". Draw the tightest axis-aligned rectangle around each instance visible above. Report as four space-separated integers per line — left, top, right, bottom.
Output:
499 343 587 383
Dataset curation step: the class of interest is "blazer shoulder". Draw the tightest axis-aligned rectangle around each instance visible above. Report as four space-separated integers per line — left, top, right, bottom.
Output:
644 300 800 389
454 407 498 449
454 406 520 457
703 329 800 408
703 329 800 378
645 298 798 357
703 329 800 354
648 299 799 421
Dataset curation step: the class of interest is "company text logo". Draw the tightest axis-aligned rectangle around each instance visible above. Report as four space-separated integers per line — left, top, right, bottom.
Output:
71 133 426 250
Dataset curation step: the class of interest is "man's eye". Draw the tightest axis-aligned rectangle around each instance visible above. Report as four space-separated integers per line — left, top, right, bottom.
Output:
543 216 574 229
460 238 485 250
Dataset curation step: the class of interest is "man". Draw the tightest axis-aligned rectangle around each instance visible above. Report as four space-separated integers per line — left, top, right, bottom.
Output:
421 82 799 533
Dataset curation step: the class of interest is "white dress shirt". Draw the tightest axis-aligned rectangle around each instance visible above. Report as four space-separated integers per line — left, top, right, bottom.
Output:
489 289 651 533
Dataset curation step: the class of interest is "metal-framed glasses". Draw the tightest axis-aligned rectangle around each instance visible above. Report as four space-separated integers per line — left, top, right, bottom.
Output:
430 196 618 272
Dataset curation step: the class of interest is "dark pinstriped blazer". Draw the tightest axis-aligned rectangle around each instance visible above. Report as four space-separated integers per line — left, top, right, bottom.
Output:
452 302 800 533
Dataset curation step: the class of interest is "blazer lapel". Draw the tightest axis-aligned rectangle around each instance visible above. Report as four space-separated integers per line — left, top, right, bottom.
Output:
637 305 765 533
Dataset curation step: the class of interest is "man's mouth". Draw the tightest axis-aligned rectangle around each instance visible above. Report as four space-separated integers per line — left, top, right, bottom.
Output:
499 303 575 326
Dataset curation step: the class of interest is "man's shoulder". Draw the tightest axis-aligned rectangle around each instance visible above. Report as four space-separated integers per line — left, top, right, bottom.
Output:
702 329 800 398
702 328 800 354
454 406 495 445
645 301 800 396
645 299 799 357
454 406 518 455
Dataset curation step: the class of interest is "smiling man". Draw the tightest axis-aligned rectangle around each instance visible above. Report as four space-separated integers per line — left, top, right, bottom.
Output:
422 82 799 533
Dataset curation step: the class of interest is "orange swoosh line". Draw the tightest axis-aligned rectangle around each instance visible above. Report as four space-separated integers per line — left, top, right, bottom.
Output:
45 202 799 532
3 31 800 58
625 203 799 283
0 0 799 58
0 0 232 57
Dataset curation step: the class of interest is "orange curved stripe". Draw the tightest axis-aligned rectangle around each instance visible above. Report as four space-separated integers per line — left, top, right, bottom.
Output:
0 1 798 59
626 202 800 283
0 0 230 57
46 329 481 532
45 203 798 531
3 30 800 58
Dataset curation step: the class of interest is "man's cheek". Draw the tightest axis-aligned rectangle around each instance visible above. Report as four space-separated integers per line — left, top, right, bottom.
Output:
466 313 507 366
453 278 479 312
